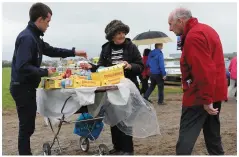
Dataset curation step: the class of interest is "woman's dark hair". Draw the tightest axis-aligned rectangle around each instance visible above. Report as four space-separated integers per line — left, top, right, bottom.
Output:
29 2 52 22
143 48 151 56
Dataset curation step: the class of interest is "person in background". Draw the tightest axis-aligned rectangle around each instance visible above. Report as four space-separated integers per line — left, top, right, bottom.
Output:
144 43 166 105
139 48 151 96
228 56 237 99
168 7 227 155
10 2 86 155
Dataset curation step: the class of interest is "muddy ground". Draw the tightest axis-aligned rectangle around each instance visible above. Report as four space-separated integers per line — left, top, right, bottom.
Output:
2 93 237 155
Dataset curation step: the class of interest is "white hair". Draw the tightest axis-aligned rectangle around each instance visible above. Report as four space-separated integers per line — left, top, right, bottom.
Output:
171 7 192 20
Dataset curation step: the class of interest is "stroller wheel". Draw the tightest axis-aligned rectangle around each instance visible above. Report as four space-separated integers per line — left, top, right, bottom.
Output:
79 137 89 152
43 142 51 155
98 144 109 155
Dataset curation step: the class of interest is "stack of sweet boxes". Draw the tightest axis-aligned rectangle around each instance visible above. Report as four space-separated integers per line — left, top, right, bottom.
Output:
91 63 125 86
42 63 125 89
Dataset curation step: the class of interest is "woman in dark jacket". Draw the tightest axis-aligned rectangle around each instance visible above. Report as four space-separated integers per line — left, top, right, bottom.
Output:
81 20 144 155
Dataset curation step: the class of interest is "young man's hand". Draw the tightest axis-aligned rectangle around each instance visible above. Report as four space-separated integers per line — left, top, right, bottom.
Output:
48 69 54 76
75 50 87 58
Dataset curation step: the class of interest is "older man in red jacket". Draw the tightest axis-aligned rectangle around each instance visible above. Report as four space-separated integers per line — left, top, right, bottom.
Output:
168 7 227 155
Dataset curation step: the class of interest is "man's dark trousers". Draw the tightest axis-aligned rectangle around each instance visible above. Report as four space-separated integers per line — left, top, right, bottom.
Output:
144 74 164 104
176 101 224 155
10 84 37 155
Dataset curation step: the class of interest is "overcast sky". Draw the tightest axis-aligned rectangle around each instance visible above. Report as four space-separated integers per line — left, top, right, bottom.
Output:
2 2 237 61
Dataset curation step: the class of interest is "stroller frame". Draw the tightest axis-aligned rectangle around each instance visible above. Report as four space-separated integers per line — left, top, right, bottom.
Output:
42 86 118 155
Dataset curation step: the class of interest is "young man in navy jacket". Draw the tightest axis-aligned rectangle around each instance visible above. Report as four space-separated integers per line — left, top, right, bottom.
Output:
10 2 86 155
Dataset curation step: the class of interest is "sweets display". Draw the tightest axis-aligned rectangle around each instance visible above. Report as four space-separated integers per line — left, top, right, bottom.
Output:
41 63 125 89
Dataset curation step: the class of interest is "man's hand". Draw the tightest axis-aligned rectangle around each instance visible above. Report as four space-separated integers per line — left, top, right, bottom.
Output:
122 61 132 70
80 63 92 70
75 50 87 58
48 69 54 76
163 76 166 80
203 103 219 115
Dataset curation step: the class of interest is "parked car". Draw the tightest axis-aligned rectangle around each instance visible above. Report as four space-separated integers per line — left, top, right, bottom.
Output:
164 59 181 85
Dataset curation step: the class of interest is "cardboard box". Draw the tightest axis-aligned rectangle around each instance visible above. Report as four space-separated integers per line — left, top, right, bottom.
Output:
80 80 101 87
91 67 125 86
97 63 125 72
64 78 100 88
48 79 62 89
65 78 82 88
91 72 101 81
70 75 87 80
42 78 62 89
101 76 124 86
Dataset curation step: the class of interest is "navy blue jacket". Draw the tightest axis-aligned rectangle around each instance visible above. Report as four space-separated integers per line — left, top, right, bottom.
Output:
11 21 75 88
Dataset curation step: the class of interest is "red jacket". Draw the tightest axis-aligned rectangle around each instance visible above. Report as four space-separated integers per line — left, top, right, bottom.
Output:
180 18 227 107
141 56 150 77
229 56 237 80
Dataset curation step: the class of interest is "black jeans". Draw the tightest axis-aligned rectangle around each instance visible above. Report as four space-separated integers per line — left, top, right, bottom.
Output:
176 101 224 155
111 126 133 153
10 85 37 155
144 74 164 104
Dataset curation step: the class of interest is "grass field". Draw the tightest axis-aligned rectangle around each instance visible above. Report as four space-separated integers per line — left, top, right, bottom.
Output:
2 68 182 110
2 68 15 109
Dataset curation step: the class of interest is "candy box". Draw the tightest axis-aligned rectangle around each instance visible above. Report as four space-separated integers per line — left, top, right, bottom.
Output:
41 78 61 89
80 80 101 87
70 75 87 80
64 78 82 88
91 67 125 86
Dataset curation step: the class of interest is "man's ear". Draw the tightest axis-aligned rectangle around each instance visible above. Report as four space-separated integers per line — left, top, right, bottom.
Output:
178 18 182 24
35 16 43 23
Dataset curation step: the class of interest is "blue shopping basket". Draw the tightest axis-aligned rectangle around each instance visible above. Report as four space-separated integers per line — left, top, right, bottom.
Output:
73 113 104 141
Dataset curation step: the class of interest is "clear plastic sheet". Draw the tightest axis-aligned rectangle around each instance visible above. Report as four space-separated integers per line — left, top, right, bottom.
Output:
37 78 160 138
103 79 160 138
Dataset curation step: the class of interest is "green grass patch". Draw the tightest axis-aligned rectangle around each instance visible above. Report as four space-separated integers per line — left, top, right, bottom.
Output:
164 86 182 94
2 68 15 109
150 85 182 97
